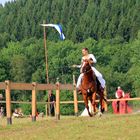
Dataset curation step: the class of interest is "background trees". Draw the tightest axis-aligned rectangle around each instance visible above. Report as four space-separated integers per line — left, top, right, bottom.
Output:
0 0 140 45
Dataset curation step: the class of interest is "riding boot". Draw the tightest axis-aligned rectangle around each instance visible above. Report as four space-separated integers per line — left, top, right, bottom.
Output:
100 86 104 94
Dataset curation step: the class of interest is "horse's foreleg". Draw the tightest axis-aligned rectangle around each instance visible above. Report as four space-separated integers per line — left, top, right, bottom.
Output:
83 94 92 117
92 92 96 114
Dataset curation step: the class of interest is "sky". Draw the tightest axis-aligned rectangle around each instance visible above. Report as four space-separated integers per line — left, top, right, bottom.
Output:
0 0 14 6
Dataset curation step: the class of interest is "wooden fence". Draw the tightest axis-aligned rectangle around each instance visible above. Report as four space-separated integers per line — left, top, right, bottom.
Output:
0 81 140 125
0 80 78 125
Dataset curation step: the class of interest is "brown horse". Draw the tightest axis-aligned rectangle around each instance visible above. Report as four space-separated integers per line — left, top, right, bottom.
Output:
79 59 106 117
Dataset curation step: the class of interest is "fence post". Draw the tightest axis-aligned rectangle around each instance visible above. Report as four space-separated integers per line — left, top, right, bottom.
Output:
56 81 60 120
32 82 37 122
104 86 108 111
47 90 51 116
5 80 12 125
73 75 78 116
45 103 48 117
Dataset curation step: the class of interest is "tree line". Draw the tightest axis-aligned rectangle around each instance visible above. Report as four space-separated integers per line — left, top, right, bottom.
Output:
0 0 140 46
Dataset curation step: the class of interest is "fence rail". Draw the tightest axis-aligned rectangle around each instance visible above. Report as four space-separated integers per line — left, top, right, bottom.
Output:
1 97 140 104
0 82 74 90
0 80 77 124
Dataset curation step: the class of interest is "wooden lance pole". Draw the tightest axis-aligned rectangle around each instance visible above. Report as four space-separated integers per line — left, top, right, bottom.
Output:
42 20 51 116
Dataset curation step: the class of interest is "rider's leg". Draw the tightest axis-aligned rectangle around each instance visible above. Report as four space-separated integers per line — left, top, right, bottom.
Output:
76 73 84 88
91 67 106 88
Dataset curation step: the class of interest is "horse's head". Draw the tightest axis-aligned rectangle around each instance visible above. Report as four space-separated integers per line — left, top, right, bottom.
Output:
81 59 92 73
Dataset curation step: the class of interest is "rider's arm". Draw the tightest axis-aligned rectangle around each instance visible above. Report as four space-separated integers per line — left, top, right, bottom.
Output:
76 65 81 68
89 54 97 64
122 91 125 97
72 59 83 68
72 64 81 68
115 92 119 99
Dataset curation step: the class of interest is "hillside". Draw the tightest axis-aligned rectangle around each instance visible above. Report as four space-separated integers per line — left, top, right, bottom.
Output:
0 0 140 47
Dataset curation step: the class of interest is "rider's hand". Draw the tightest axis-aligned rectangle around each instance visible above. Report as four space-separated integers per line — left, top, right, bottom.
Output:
88 59 94 65
72 65 77 68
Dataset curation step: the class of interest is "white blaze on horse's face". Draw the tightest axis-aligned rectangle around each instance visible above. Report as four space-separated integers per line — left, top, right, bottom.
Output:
81 61 86 70
82 60 90 73
82 61 85 67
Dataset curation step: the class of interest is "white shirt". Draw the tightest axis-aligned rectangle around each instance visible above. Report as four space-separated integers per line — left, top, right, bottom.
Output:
82 54 97 63
76 54 97 68
115 91 125 99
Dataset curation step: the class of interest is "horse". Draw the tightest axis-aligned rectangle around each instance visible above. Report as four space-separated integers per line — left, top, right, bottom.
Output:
79 59 106 117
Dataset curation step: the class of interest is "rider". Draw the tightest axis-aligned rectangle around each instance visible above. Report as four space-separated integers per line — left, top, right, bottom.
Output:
73 48 106 93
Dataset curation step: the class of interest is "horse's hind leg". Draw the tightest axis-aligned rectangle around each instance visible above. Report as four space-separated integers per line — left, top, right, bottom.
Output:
83 94 92 117
99 93 105 113
91 92 96 115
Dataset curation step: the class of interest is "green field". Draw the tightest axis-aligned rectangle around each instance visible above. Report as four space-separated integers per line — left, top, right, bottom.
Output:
0 114 140 140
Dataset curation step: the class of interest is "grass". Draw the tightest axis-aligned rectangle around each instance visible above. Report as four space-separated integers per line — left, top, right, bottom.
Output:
0 114 140 140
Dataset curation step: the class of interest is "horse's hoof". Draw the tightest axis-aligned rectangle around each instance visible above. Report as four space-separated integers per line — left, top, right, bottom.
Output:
101 108 105 113
97 112 102 117
93 112 96 116
89 113 93 117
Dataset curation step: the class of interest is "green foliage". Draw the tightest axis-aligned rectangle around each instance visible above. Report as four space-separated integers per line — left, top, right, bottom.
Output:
60 104 74 115
19 104 32 115
37 104 46 114
60 91 74 115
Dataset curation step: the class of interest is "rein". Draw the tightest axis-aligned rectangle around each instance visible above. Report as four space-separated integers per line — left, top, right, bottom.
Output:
84 68 92 74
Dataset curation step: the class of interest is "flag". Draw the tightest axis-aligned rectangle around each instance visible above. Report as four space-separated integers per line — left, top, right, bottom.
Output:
40 24 65 40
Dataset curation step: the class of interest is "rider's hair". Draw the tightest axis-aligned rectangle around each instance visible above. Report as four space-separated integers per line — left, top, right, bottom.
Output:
82 48 89 52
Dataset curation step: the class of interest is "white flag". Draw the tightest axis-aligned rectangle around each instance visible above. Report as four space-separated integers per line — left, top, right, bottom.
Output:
41 24 65 40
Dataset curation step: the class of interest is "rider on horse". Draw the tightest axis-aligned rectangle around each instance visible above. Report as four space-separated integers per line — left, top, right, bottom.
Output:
73 48 106 93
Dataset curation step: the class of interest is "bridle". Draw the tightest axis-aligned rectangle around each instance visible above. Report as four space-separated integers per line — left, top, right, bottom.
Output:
82 60 92 74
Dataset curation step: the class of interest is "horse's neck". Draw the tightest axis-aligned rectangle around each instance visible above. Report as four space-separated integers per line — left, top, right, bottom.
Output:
82 71 95 90
83 71 95 83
